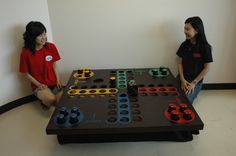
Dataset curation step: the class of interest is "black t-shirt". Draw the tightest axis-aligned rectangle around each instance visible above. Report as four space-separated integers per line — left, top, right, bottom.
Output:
176 41 213 82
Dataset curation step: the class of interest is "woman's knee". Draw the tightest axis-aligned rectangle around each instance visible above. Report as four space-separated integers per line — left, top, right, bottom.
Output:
44 95 57 105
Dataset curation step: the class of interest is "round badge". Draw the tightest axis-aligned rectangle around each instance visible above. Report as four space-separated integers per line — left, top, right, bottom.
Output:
45 55 53 61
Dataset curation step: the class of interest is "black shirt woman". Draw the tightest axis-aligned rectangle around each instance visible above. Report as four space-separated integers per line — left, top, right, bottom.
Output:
176 16 213 104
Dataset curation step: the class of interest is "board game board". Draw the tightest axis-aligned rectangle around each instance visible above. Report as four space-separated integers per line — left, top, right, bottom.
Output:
46 67 204 144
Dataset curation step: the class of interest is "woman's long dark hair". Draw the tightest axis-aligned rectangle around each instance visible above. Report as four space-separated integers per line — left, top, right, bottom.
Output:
185 16 211 51
185 16 211 47
23 21 47 54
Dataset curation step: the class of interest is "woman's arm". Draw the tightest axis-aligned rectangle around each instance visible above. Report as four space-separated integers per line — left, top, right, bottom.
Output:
24 73 47 89
53 62 61 89
191 63 211 84
186 63 211 93
177 57 190 92
177 57 185 82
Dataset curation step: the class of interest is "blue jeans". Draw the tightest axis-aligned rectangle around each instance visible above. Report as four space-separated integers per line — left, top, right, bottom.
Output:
185 82 202 104
176 75 203 104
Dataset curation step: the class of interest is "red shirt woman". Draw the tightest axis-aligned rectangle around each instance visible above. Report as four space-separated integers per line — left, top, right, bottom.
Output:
19 21 62 109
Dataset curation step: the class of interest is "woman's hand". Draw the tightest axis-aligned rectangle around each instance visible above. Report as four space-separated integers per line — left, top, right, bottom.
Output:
57 80 62 89
186 82 196 94
181 78 191 93
38 84 47 90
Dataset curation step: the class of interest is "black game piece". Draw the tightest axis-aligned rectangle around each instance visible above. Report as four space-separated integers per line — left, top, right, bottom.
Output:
127 80 138 96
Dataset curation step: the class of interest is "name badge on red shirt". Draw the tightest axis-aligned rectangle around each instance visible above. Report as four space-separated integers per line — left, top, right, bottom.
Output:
45 55 53 61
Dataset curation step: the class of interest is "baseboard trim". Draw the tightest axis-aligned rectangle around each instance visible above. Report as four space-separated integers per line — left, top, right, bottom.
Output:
0 94 38 115
202 83 236 90
1 83 235 115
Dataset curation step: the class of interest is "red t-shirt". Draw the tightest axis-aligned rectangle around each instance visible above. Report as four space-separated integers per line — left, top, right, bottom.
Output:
19 42 61 91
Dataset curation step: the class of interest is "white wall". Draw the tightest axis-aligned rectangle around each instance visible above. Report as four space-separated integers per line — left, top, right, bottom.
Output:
0 0 53 105
47 0 236 85
0 0 236 106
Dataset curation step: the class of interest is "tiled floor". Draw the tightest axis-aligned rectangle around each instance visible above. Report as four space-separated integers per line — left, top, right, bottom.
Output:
1 90 236 156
